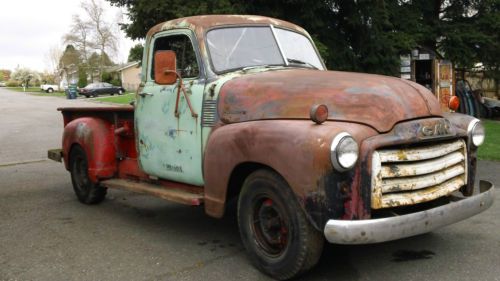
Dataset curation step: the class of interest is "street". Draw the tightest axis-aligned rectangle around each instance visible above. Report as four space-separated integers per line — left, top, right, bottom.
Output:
0 87 499 281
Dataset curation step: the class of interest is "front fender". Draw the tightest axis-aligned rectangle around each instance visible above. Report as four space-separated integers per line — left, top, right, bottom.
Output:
62 117 116 182
203 120 377 230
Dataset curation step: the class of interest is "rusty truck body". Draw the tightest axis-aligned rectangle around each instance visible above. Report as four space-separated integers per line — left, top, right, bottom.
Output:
49 15 494 280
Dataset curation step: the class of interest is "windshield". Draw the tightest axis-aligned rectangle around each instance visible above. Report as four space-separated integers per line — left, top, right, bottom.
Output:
274 28 324 69
206 26 324 73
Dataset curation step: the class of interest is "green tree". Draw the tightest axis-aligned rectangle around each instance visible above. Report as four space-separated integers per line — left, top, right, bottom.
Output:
85 51 115 83
59 45 81 69
78 68 88 88
106 0 240 40
106 0 499 78
88 51 114 67
128 43 144 62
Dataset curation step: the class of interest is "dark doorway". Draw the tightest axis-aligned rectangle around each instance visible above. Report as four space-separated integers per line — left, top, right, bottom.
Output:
415 60 433 91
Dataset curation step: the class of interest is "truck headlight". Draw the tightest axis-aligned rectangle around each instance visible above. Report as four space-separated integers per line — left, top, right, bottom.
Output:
468 119 485 147
331 132 359 171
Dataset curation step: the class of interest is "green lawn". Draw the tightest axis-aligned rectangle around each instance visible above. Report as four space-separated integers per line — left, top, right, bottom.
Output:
477 119 500 161
6 87 43 93
95 93 135 104
6 87 66 97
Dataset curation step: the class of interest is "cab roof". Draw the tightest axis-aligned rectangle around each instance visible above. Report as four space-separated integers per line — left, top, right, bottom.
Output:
146 15 307 38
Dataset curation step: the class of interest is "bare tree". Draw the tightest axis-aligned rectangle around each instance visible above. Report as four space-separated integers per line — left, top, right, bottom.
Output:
81 0 118 79
44 45 63 75
64 15 94 63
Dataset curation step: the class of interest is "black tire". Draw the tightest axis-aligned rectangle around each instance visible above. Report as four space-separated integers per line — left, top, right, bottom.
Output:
47 88 54 93
69 145 106 204
84 95 90 98
118 89 124 95
238 170 324 280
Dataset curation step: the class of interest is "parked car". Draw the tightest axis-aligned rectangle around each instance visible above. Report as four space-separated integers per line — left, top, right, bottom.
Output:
0 82 6 87
40 84 60 93
78 82 125 97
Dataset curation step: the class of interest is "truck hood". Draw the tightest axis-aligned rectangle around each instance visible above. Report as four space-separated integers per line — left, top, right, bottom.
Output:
217 69 443 132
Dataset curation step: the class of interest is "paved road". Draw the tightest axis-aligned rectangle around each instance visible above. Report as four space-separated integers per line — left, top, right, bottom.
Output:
0 88 499 281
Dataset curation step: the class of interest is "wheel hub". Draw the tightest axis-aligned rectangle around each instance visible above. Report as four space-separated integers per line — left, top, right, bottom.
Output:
253 197 289 256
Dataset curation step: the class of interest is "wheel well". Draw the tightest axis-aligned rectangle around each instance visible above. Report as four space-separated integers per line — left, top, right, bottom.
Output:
226 162 274 204
67 143 82 167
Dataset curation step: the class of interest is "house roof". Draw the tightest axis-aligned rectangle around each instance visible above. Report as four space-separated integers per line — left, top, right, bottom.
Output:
116 61 140 72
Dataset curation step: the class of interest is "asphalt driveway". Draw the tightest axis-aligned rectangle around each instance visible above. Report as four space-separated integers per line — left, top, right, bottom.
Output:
0 88 498 281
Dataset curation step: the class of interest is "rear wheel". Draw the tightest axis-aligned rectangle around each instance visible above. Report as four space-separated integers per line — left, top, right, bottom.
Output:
69 145 106 204
238 170 324 280
118 89 124 95
47 88 54 93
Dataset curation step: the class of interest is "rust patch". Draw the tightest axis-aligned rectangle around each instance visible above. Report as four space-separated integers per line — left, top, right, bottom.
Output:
146 15 307 38
203 119 377 225
217 69 443 133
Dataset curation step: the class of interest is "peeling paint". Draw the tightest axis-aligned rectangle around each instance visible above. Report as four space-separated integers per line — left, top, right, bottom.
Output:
371 139 467 209
218 70 443 133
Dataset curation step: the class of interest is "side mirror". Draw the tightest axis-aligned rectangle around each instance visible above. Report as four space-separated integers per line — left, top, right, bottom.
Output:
154 50 177 85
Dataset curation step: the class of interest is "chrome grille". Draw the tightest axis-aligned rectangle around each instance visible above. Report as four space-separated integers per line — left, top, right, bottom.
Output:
371 139 467 209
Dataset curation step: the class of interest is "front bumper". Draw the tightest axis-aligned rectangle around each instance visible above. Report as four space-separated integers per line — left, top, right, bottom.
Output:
324 180 494 244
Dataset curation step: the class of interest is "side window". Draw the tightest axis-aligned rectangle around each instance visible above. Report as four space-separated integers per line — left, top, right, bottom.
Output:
151 34 200 80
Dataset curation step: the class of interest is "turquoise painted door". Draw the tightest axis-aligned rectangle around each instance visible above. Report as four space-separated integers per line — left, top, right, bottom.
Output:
135 30 205 186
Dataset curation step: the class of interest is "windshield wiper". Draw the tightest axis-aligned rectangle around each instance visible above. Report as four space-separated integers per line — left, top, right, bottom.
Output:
241 65 281 72
286 58 318 70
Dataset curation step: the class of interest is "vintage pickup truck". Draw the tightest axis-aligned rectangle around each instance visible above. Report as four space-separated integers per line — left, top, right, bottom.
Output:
49 15 494 280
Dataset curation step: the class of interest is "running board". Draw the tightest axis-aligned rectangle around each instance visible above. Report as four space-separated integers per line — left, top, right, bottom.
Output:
100 179 203 206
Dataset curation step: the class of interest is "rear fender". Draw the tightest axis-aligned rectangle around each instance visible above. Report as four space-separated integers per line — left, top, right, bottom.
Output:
62 117 117 182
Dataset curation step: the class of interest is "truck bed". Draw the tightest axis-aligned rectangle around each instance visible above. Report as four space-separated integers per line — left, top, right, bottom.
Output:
57 105 205 204
58 106 134 126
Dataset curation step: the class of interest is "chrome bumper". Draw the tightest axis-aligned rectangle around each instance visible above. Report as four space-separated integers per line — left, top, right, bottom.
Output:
324 180 494 244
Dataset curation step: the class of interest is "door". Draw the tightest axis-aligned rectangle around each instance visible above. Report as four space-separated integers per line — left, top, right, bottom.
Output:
436 60 453 112
135 30 205 186
97 83 106 95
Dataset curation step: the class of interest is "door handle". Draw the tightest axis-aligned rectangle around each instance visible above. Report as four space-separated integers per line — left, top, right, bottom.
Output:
139 92 154 97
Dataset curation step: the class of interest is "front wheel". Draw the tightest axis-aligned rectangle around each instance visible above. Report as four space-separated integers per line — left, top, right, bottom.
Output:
238 170 324 280
69 145 106 204
118 89 124 95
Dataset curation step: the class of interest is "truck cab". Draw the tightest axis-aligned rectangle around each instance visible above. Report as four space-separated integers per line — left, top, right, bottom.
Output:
49 15 494 280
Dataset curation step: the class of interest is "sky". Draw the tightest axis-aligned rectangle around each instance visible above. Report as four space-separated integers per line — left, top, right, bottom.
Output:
0 0 138 73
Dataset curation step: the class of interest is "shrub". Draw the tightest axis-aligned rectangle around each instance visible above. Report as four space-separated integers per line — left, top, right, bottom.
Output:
6 80 20 87
110 78 122 86
78 70 87 88
101 71 113 83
